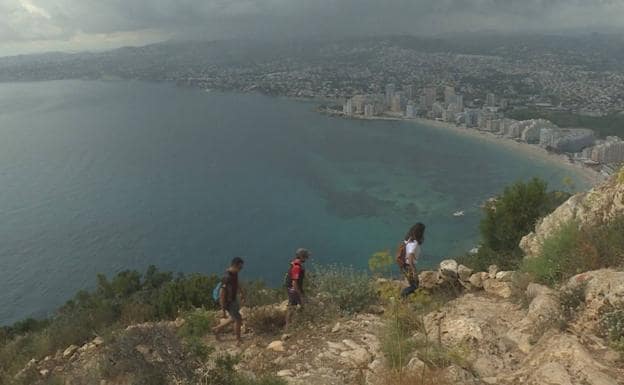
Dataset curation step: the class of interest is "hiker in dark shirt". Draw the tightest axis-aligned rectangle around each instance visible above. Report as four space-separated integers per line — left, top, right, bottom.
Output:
212 257 245 345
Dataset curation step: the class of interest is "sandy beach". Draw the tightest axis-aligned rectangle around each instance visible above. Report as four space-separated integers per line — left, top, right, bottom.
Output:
320 108 605 187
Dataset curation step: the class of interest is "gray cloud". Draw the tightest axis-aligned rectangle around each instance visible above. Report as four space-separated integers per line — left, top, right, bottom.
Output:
1 0 623 55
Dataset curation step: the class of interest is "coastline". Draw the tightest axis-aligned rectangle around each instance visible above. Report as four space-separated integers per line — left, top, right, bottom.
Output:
319 108 605 187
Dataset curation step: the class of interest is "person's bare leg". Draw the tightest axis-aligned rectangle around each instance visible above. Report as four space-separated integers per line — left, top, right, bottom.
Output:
284 306 293 331
234 319 242 345
212 317 234 340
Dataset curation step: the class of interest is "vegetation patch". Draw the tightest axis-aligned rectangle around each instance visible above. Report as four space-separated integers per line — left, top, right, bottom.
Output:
459 178 569 271
309 264 379 314
522 216 624 286
600 307 624 359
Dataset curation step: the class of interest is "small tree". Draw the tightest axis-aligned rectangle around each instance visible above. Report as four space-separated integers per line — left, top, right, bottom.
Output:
475 178 569 270
369 250 394 279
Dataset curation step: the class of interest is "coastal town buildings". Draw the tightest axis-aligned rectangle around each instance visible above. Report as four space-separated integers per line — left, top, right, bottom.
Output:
539 128 595 153
584 137 624 165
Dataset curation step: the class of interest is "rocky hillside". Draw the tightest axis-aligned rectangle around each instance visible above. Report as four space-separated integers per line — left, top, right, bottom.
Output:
15 260 624 385
521 167 624 258
10 168 624 385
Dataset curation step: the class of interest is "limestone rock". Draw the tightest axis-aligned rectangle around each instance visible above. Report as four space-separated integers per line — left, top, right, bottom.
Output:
488 264 499 278
277 369 295 377
63 345 78 359
495 271 514 282
406 356 425 372
267 340 286 352
418 270 441 289
483 279 513 298
92 336 104 346
469 272 488 288
439 259 459 281
340 348 372 367
458 264 473 281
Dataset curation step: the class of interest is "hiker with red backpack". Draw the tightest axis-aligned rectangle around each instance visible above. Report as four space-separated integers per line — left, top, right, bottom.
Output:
284 248 311 329
397 223 425 298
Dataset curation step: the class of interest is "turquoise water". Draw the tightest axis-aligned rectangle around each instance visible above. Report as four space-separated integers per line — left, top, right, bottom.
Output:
0 80 585 324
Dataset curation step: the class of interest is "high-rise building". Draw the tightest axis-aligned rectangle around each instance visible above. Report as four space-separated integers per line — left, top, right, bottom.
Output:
385 84 396 106
444 86 456 105
539 128 595 153
343 99 353 116
464 109 480 128
364 104 375 117
486 93 497 107
391 94 402 113
405 104 415 118
423 87 437 108
455 94 464 112
404 85 418 100
587 137 624 164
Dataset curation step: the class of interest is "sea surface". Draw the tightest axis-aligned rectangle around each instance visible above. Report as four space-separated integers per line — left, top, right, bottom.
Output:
0 80 586 324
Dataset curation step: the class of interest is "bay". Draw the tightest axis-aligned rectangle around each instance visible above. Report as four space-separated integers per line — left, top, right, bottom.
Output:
0 80 584 324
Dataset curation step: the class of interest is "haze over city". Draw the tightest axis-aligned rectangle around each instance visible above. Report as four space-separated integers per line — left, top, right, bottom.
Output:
2 0 624 56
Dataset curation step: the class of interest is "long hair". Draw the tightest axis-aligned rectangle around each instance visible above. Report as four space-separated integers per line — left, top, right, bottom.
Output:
404 223 425 244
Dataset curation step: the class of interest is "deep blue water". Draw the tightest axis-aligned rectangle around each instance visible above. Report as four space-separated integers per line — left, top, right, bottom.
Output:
0 80 585 324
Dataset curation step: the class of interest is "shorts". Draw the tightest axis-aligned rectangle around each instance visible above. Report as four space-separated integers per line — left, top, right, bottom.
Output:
287 290 302 306
225 300 242 321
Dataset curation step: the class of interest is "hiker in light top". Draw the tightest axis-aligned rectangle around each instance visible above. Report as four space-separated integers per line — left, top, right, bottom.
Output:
285 248 310 329
400 223 425 298
212 257 245 345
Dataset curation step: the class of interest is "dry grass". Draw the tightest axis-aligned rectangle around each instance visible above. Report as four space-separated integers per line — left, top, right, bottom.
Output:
377 368 451 385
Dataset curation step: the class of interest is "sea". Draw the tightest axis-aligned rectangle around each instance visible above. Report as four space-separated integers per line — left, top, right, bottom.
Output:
0 80 586 324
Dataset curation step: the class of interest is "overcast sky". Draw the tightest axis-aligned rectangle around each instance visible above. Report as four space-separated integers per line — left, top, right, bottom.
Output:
1 0 623 56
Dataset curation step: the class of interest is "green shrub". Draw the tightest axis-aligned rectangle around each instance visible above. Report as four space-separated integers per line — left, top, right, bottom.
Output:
243 280 284 308
101 324 196 385
179 309 215 339
558 283 586 323
246 306 286 335
461 178 569 271
522 217 624 286
369 250 394 279
309 264 378 313
600 308 624 357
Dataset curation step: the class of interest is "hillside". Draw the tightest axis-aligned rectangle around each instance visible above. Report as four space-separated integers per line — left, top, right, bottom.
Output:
3 168 624 385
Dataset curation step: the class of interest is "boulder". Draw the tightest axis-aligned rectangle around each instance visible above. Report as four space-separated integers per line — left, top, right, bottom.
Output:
469 272 488 289
92 336 104 347
418 270 441 289
457 264 473 281
267 340 286 352
63 345 78 359
340 348 372 367
488 265 499 279
495 271 514 282
406 356 425 372
567 269 624 310
439 259 459 281
277 369 295 377
483 279 513 299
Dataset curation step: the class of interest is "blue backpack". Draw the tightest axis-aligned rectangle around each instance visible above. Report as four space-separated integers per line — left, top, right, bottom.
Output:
212 282 223 303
